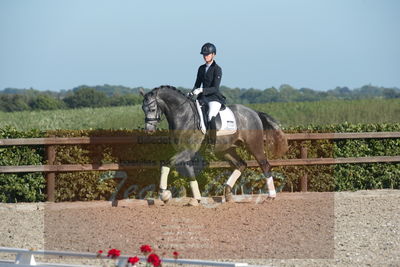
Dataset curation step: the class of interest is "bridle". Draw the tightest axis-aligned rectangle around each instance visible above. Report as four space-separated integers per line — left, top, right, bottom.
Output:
144 108 162 128
144 100 162 128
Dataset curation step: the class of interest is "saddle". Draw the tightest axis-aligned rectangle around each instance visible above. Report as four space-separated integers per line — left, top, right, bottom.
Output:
195 100 237 136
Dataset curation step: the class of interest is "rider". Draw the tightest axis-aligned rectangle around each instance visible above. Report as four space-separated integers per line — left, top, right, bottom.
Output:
190 42 226 145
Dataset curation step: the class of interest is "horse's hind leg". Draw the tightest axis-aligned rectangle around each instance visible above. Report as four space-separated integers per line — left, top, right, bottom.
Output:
245 139 276 198
222 147 248 202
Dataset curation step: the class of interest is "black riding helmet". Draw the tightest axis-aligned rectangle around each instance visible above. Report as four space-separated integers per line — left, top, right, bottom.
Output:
200 43 216 55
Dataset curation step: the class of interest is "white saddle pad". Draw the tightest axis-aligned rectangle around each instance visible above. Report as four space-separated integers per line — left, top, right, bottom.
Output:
195 100 237 136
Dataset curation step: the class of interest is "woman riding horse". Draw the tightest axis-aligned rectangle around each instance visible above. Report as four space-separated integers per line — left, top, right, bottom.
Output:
190 43 226 146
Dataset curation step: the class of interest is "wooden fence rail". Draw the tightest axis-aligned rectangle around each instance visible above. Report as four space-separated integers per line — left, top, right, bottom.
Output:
1 132 400 201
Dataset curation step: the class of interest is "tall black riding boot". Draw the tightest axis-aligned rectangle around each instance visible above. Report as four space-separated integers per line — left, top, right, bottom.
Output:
208 116 217 148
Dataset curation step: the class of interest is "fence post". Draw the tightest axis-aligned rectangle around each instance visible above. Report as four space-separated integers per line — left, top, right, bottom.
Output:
300 145 308 192
46 145 56 202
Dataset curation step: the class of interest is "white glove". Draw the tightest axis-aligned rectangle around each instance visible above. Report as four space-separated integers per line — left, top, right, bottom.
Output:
191 87 203 96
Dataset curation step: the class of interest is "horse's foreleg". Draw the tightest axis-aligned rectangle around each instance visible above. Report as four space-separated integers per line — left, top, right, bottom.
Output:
160 166 170 191
189 180 201 201
172 150 202 206
159 165 172 202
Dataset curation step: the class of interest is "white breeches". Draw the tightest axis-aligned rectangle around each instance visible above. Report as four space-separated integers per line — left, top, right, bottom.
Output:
208 101 221 121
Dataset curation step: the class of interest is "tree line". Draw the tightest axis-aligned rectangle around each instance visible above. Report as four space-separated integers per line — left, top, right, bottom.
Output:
0 85 143 112
0 84 399 112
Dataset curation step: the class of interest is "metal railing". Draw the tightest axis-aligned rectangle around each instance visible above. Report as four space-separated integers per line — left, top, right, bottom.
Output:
0 247 248 267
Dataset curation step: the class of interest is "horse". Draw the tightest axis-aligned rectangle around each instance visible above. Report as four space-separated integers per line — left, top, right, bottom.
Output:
141 85 288 205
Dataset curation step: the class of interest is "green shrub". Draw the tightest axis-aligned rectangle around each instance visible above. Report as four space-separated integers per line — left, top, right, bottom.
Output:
332 123 400 190
0 126 46 202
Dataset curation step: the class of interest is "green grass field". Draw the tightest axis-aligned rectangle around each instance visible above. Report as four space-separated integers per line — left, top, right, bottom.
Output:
0 99 398 131
249 98 400 127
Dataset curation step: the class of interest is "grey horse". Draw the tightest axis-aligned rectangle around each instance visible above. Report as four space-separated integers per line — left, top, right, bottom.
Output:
141 85 288 205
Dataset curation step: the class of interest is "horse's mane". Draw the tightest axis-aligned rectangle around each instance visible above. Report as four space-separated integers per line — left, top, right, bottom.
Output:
148 85 191 100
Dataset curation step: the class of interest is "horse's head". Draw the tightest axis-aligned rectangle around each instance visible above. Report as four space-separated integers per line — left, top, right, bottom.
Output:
141 89 161 133
141 85 194 132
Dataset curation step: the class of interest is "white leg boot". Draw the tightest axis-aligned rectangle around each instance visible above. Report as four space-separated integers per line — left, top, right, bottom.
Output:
224 169 241 202
188 180 201 206
266 176 276 198
159 166 172 202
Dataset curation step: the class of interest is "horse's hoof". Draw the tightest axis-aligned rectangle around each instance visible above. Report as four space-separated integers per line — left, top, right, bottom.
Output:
159 190 172 203
260 194 276 204
224 185 234 202
225 195 234 203
187 198 200 206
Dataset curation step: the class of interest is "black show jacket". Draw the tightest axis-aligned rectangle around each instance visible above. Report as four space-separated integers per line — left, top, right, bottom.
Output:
193 61 226 104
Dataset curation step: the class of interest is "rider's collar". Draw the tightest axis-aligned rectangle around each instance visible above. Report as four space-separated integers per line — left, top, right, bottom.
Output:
204 61 216 67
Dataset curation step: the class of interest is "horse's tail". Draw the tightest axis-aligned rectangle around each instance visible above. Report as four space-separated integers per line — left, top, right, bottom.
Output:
256 111 289 158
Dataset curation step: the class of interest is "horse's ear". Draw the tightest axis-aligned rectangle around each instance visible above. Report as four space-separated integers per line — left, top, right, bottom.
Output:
139 88 145 97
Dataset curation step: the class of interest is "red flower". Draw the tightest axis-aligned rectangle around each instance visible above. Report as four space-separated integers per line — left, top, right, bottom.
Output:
147 253 161 267
97 250 103 255
128 256 140 265
107 248 121 259
140 244 152 254
173 251 179 259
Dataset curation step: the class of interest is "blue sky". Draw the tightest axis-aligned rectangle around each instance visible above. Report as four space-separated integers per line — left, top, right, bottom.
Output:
0 0 399 91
